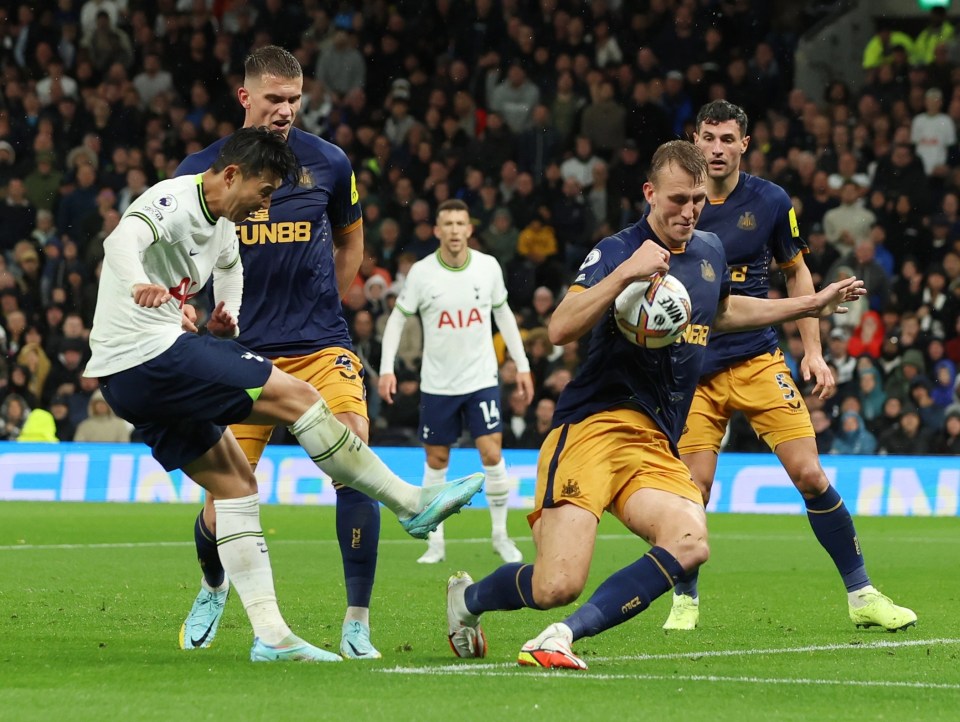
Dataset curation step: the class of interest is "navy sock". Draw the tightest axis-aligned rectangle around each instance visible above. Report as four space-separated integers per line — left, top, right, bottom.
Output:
335 485 381 608
805 485 869 592
564 547 685 641
194 510 224 588
464 563 542 615
673 569 699 598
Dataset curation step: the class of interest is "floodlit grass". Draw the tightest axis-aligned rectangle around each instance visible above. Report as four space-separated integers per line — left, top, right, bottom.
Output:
1 502 957 721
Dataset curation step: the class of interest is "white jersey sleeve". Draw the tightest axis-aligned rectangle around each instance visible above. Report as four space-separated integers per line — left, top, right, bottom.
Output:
85 175 238 377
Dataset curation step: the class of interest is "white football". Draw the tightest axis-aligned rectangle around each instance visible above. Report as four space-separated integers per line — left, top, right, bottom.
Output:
614 274 692 348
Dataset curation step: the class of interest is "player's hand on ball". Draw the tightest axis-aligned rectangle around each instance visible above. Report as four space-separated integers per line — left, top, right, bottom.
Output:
207 301 237 337
815 277 866 317
620 240 670 283
132 283 172 307
181 304 199 333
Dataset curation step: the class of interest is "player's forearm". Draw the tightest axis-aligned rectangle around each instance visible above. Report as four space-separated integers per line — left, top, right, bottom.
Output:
784 263 824 355
212 263 243 333
492 303 530 373
714 294 818 333
378 308 407 375
333 227 364 299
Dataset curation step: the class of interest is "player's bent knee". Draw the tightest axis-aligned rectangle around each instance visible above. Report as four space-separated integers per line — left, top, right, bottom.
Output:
791 464 829 498
532 575 585 609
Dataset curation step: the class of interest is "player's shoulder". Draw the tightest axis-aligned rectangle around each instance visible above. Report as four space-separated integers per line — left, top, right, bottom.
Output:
125 176 200 229
690 228 725 259
175 138 226 177
288 127 349 165
740 172 792 207
468 248 501 272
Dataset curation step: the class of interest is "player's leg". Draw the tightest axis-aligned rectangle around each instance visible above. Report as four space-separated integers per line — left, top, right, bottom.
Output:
743 351 915 630
180 424 271 650
468 386 523 562
249 365 483 535
666 374 730 629
332 409 382 659
184 431 340 662
545 427 708 664
448 502 598 662
775 437 916 630
419 443 450 563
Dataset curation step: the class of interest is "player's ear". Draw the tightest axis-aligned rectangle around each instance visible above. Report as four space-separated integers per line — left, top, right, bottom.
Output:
238 86 251 109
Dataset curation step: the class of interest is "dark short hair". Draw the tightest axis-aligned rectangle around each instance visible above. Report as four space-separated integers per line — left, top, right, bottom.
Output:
211 126 298 184
244 45 302 82
648 140 707 185
436 199 470 217
696 100 749 138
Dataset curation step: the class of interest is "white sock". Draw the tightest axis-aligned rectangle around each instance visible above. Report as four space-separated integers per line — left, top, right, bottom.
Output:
214 494 291 645
848 584 877 608
423 464 447 544
289 399 420 517
484 459 510 538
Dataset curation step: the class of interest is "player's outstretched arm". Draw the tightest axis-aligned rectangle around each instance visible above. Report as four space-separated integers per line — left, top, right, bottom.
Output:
783 258 835 399
714 277 865 333
549 241 669 345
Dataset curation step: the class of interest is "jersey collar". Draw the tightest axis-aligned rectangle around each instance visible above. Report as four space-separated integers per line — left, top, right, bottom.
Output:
195 174 217 225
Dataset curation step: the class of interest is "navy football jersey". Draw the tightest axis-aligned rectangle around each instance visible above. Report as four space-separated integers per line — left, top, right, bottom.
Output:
697 172 807 376
175 127 362 356
554 217 731 450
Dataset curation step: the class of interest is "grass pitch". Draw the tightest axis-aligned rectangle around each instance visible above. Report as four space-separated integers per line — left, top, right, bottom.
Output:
1 502 957 721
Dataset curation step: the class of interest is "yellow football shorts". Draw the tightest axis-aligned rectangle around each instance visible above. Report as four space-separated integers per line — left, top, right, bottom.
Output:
678 350 814 456
528 407 702 527
231 347 367 467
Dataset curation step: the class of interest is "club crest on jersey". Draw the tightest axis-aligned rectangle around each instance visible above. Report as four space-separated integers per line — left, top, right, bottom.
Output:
737 211 757 230
154 195 178 213
700 259 716 282
560 479 581 498
298 168 315 188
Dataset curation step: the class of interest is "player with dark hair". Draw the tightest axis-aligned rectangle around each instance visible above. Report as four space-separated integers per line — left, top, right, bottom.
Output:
85 127 482 662
661 100 915 632
174 46 477 659
444 141 866 669
378 199 534 564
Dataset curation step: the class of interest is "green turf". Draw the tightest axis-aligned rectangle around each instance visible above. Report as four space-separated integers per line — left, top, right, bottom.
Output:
1 502 957 721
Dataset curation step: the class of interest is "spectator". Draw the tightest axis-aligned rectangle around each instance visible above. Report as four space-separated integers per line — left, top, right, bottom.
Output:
878 405 932 455
914 7 955 66
856 364 887 423
23 152 63 213
909 378 946 430
931 408 960 455
811 408 835 454
560 136 601 188
823 181 876 253
132 52 174 109
0 393 30 441
910 87 955 177
0 179 36 257
580 79 626 159
847 310 885 359
48 394 75 441
931 359 958 407
16 408 59 442
480 208 519 268
73 388 131 442
487 60 540 134
316 24 366 99
517 397 555 449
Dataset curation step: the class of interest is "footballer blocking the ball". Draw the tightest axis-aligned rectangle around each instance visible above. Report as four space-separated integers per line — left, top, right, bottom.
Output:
445 141 866 670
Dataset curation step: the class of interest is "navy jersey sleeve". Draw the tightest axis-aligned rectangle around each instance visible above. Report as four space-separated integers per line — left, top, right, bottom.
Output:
571 237 632 289
769 184 807 266
326 146 362 231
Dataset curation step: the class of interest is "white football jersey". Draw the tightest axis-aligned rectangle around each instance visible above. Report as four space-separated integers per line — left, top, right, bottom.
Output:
395 249 507 395
86 174 241 377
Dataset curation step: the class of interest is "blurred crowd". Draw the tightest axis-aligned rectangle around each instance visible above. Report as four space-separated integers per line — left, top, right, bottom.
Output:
0 1 958 456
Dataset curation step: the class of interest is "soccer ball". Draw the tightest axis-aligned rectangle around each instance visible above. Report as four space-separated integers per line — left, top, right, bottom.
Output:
614 274 692 348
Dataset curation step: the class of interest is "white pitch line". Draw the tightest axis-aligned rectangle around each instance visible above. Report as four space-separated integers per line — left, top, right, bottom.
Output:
383 637 960 674
383 668 960 690
1 531 956 552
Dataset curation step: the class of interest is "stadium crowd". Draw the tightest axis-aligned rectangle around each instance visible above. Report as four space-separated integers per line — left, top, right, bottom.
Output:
0 0 958 457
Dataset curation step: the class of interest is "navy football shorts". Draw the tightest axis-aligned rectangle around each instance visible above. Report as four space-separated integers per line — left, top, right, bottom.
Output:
419 386 502 446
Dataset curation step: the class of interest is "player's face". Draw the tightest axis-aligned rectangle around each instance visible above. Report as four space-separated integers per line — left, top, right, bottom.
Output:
694 119 750 181
643 162 706 246
239 73 302 137
224 167 283 222
434 209 473 255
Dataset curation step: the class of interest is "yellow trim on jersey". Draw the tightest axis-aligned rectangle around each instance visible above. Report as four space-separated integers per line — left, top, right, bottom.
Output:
333 217 363 236
778 250 804 271
788 207 800 237
707 197 726 205
195 174 216 225
128 211 160 243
